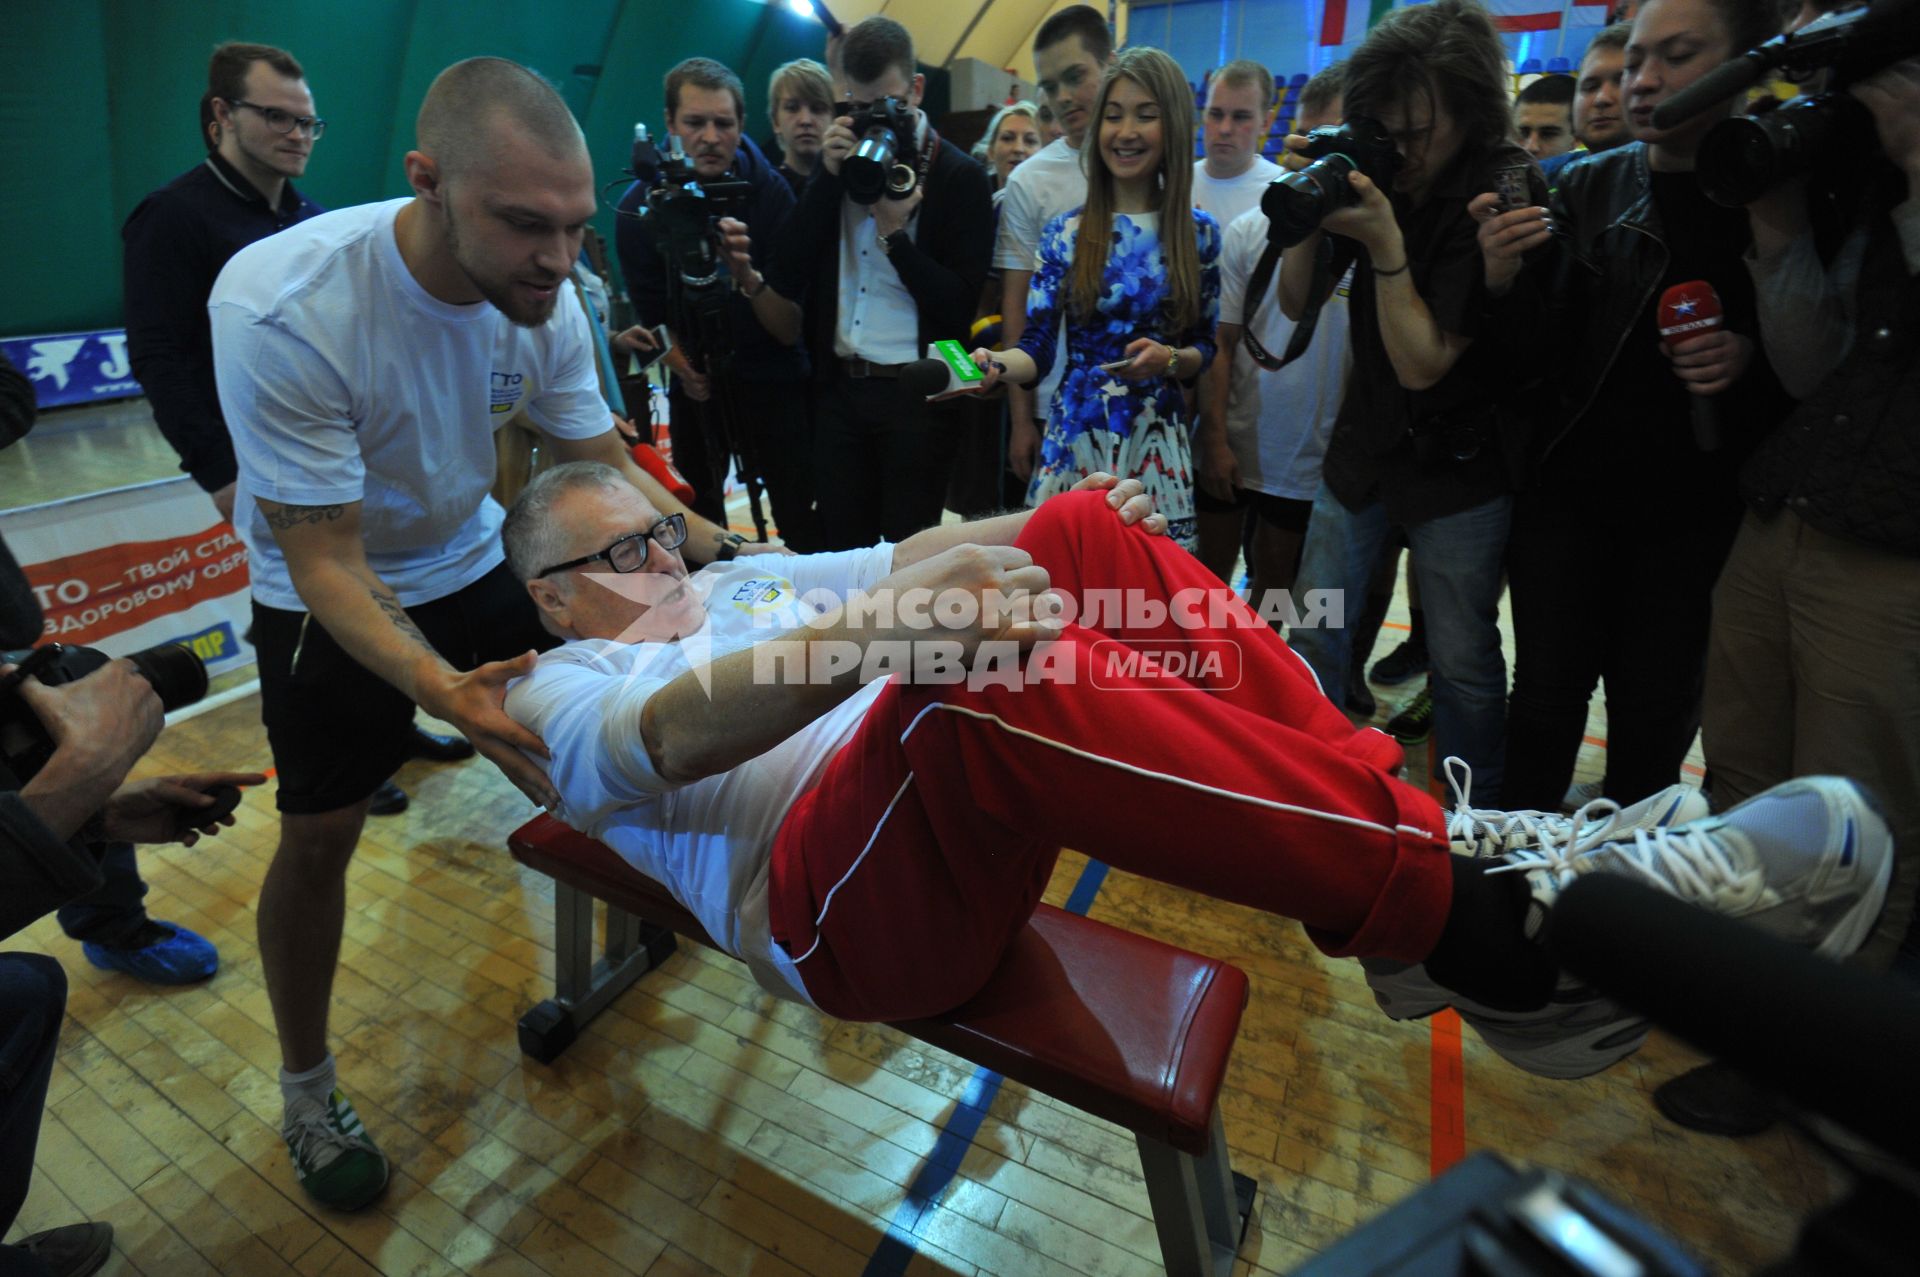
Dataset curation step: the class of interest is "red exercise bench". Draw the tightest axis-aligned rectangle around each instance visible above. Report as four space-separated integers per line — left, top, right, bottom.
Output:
508 814 1258 1277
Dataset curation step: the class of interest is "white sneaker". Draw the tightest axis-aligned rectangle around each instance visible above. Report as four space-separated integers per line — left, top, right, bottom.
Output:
1441 757 1709 862
1562 778 1605 814
1453 776 1894 1079
1362 761 1709 1028
1496 775 1892 958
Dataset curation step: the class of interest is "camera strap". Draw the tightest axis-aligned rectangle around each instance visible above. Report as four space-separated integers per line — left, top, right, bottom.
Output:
1240 235 1349 373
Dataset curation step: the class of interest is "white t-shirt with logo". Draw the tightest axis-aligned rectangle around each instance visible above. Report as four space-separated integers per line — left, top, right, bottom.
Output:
505 546 896 1006
994 137 1088 415
1216 205 1352 500
211 198 610 610
1192 156 1284 233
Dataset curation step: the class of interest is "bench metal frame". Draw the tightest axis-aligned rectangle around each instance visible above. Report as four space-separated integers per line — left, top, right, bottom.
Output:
536 881 1254 1277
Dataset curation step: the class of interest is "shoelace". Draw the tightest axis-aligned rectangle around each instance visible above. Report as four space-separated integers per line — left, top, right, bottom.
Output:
1488 811 1764 912
1441 756 1623 860
285 1099 371 1170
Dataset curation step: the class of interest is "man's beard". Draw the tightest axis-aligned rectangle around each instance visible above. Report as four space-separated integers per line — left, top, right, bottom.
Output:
445 205 560 328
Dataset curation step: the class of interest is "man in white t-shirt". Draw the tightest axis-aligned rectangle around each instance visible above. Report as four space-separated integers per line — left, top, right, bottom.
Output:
1191 59 1284 230
994 5 1113 482
498 460 1891 1084
209 57 773 1214
1195 65 1348 612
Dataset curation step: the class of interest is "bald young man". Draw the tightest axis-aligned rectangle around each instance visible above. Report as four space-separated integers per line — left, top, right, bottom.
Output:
210 57 770 1210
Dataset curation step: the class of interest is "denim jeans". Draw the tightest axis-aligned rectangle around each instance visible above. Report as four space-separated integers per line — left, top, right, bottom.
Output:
1291 487 1512 803
55 841 149 947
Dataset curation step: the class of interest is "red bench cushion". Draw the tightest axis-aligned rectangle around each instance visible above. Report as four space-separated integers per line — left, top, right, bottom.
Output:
509 814 1247 1153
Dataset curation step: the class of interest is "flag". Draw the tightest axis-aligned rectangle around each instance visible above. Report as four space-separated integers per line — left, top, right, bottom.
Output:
1568 0 1609 27
1487 0 1564 32
1319 0 1397 46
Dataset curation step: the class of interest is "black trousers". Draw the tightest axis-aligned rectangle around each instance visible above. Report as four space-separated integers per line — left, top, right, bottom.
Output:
1503 487 1743 810
55 841 148 946
669 377 820 553
0 953 63 1275
811 368 962 550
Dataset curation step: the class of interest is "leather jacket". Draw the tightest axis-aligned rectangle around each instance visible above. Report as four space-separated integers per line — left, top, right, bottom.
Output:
1530 142 1784 468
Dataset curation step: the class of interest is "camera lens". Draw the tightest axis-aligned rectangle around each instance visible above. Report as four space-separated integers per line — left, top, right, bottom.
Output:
844 129 895 206
124 642 209 713
1262 153 1357 248
1696 93 1866 208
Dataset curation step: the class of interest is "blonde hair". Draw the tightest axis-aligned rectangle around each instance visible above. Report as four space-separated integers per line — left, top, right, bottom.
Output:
767 58 833 129
984 100 1039 160
1070 48 1201 334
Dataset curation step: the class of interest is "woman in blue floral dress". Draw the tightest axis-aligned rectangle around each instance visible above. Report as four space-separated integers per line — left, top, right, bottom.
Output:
970 47 1221 549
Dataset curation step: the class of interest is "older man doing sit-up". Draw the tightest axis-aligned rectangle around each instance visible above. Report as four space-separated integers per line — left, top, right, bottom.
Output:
503 464 1892 1079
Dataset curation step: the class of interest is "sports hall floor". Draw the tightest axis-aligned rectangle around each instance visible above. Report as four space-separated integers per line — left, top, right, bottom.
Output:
2 400 1844 1276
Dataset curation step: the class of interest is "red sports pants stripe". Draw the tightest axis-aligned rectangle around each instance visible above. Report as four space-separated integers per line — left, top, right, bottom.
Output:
769 489 1453 1022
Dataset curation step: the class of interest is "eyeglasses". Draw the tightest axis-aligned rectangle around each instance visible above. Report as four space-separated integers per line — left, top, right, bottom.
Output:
534 514 688 579
227 99 327 140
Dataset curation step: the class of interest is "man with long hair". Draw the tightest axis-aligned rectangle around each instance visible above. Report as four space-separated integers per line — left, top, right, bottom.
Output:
1281 0 1540 808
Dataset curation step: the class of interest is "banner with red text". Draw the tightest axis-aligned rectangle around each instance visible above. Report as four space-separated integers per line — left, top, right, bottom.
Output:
0 478 254 675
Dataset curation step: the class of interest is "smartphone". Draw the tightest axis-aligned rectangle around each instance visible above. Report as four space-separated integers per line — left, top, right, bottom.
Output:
627 324 673 372
1494 163 1533 213
1098 357 1136 374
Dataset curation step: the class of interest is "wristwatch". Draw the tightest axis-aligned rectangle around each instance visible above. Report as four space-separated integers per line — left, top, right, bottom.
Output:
714 532 749 562
1165 344 1182 379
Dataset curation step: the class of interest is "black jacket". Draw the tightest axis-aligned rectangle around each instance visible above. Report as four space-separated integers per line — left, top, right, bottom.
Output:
1532 143 1785 472
615 134 806 384
1741 184 1920 555
768 132 994 379
121 152 324 493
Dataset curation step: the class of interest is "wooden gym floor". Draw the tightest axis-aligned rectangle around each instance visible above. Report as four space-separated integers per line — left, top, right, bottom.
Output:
2 401 1848 1275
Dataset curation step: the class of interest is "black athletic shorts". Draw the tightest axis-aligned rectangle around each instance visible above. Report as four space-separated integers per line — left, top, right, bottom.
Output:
252 562 555 814
1191 485 1313 533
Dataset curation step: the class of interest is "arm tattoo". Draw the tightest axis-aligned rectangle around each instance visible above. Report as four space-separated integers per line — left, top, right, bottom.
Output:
264 503 345 530
370 587 436 655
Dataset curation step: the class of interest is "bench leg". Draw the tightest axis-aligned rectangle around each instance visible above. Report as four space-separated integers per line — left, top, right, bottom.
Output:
518 882 677 1063
1136 1108 1255 1277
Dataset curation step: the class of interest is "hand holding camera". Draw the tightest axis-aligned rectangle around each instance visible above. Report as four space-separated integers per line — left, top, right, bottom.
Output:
1851 57 1920 180
1269 118 1403 253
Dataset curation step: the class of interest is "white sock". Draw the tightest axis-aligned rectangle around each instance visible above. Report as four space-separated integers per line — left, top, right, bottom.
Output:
279 1054 337 1116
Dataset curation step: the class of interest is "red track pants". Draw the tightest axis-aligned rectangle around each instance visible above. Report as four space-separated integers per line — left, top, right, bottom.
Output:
769 489 1453 1022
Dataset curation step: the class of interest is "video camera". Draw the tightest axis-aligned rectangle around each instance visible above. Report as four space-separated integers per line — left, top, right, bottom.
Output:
1 641 207 785
625 126 753 296
843 96 926 206
1648 0 1920 206
1261 117 1402 249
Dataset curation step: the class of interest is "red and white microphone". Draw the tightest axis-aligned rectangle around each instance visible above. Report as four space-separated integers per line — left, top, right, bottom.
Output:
1657 280 1724 453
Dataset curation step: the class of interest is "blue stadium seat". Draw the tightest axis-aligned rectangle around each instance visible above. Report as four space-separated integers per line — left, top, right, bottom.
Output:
1546 56 1571 73
1518 57 1543 74
1288 72 1308 86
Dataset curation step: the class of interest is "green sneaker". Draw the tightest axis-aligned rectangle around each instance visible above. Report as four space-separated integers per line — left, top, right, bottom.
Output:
1387 684 1433 744
283 1088 389 1211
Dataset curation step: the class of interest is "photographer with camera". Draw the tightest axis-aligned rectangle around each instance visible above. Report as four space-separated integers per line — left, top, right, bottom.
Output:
767 16 995 549
1479 0 1787 819
0 352 262 1275
615 57 818 551
1278 0 1541 805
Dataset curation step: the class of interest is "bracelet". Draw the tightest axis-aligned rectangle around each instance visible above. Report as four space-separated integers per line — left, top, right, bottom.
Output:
1373 259 1411 277
1165 344 1182 379
742 273 766 299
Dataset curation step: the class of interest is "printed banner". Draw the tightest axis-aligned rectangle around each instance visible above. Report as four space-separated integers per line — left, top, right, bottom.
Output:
0 478 254 676
1 329 142 410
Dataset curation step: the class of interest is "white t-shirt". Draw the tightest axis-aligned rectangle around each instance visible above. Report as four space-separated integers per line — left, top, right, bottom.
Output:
1192 156 1283 233
211 198 610 610
1216 205 1352 500
505 546 895 1005
994 137 1087 415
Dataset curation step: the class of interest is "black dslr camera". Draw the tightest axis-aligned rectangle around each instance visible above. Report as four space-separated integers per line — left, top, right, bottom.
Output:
1665 0 1920 206
1 642 207 784
842 96 925 206
1262 116 1402 249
